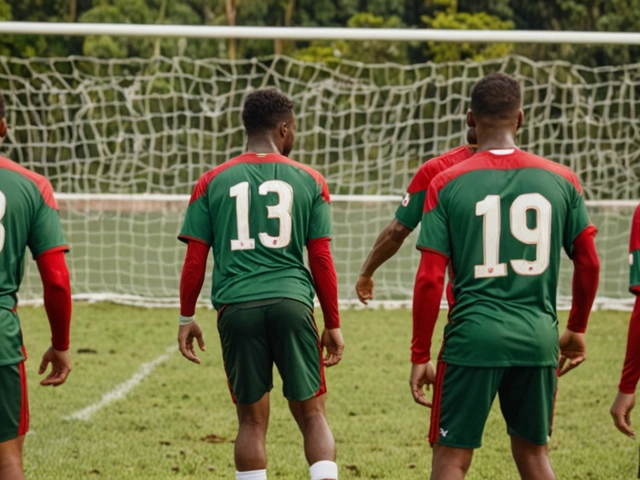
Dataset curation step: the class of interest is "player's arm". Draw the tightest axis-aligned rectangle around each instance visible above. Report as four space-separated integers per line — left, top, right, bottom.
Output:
409 185 449 408
356 176 426 304
307 179 344 367
28 181 72 387
611 206 640 437
410 249 445 407
36 249 72 387
356 219 413 304
177 177 214 364
307 237 343 367
177 240 209 364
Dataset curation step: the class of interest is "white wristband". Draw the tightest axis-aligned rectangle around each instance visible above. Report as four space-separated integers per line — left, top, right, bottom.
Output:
179 315 195 326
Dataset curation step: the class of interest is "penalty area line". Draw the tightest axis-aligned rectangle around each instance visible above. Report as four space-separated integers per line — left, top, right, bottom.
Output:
63 345 175 421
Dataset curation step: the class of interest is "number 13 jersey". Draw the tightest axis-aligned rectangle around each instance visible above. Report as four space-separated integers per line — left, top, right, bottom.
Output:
417 149 593 367
179 153 332 310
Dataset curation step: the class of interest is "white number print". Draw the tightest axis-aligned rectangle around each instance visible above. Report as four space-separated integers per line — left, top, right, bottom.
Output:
229 180 293 251
229 182 256 251
258 180 293 248
475 193 552 279
509 193 551 275
475 195 507 278
0 191 5 254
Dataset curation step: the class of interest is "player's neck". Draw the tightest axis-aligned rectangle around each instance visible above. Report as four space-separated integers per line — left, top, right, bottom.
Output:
476 131 518 153
246 135 283 155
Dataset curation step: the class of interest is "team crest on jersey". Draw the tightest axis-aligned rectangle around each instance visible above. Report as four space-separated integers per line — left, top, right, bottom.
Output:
402 193 411 207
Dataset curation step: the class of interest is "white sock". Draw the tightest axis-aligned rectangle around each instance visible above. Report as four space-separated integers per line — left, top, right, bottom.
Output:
310 460 338 480
236 470 267 480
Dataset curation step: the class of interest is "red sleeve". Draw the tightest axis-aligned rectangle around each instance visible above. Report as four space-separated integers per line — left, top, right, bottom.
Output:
411 250 447 364
567 225 600 333
36 250 71 351
307 237 340 329
619 296 640 394
179 241 209 317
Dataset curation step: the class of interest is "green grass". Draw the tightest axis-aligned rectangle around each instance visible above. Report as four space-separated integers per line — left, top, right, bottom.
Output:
18 304 639 479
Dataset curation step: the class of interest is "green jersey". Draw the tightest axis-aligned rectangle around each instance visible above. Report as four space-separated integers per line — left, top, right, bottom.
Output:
418 149 592 367
179 153 332 309
0 156 68 364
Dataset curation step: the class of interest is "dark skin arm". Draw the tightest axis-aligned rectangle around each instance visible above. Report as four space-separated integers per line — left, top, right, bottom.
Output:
356 218 413 304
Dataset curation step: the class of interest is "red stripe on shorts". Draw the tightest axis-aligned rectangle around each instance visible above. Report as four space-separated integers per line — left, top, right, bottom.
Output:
550 368 559 437
18 354 29 436
311 313 327 397
429 362 447 444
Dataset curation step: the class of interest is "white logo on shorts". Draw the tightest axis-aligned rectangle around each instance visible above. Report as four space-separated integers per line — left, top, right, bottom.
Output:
402 193 411 207
440 428 449 438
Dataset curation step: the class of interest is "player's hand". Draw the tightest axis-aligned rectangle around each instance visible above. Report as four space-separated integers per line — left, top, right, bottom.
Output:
558 329 586 376
39 347 71 387
322 328 344 367
355 275 374 305
409 361 435 408
178 321 206 364
610 392 636 438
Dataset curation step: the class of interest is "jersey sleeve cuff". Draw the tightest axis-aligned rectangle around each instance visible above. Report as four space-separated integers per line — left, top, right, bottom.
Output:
177 234 210 246
33 244 69 260
416 246 449 260
411 351 431 365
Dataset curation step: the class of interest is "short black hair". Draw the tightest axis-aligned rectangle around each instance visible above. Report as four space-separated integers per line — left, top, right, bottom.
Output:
0 92 5 121
242 89 294 135
470 73 521 121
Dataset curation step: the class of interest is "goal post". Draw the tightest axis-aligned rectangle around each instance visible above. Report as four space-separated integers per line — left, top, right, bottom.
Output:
0 27 636 310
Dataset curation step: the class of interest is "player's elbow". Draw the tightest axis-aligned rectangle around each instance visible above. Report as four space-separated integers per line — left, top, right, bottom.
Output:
387 219 412 244
42 266 71 292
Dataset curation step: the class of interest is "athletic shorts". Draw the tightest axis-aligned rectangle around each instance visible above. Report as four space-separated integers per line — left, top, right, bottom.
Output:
217 297 326 405
429 363 557 449
0 361 29 442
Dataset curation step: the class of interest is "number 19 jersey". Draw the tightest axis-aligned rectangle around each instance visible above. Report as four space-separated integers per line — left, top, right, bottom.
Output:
418 149 592 367
179 153 332 309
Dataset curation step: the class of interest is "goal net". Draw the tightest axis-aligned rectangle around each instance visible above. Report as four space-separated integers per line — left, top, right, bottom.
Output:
3 55 638 309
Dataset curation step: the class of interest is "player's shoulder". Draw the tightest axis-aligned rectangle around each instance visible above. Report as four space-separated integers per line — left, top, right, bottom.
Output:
431 149 581 194
408 145 474 193
0 155 58 209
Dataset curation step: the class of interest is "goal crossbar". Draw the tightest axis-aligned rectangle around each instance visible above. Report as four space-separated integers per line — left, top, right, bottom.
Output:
1 22 640 45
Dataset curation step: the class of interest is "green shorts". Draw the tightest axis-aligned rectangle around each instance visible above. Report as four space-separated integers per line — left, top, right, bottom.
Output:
429 363 557 449
217 297 325 404
0 361 29 442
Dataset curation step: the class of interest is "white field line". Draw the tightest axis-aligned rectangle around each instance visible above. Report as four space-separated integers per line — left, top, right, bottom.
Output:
64 345 175 421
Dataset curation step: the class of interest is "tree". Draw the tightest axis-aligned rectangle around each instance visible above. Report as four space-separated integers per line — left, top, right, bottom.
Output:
421 0 514 62
293 12 410 64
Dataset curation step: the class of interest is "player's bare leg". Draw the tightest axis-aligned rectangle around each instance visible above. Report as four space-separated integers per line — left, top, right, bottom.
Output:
235 393 270 472
289 394 336 479
430 444 473 480
510 435 556 480
0 436 25 480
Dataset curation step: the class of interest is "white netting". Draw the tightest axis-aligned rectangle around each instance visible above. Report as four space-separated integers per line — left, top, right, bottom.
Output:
5 55 639 309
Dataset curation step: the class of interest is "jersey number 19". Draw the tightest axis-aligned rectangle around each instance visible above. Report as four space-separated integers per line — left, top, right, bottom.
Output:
475 193 551 278
229 180 293 251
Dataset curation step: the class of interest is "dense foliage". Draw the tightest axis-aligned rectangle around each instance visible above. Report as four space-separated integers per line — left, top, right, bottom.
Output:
0 0 638 66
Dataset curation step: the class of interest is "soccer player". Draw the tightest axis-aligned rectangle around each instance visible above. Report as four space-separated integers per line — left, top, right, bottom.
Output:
410 73 600 480
355 128 477 305
610 205 640 438
0 93 72 480
177 89 343 480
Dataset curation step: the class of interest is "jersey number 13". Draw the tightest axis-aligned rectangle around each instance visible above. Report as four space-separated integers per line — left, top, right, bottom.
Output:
475 193 551 278
229 180 293 250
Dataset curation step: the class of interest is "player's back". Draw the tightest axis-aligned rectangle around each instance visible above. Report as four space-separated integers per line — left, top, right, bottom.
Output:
423 149 591 367
180 152 331 309
0 157 65 312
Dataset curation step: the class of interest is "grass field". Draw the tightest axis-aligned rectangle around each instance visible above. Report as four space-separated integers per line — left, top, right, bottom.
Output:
16 303 639 479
